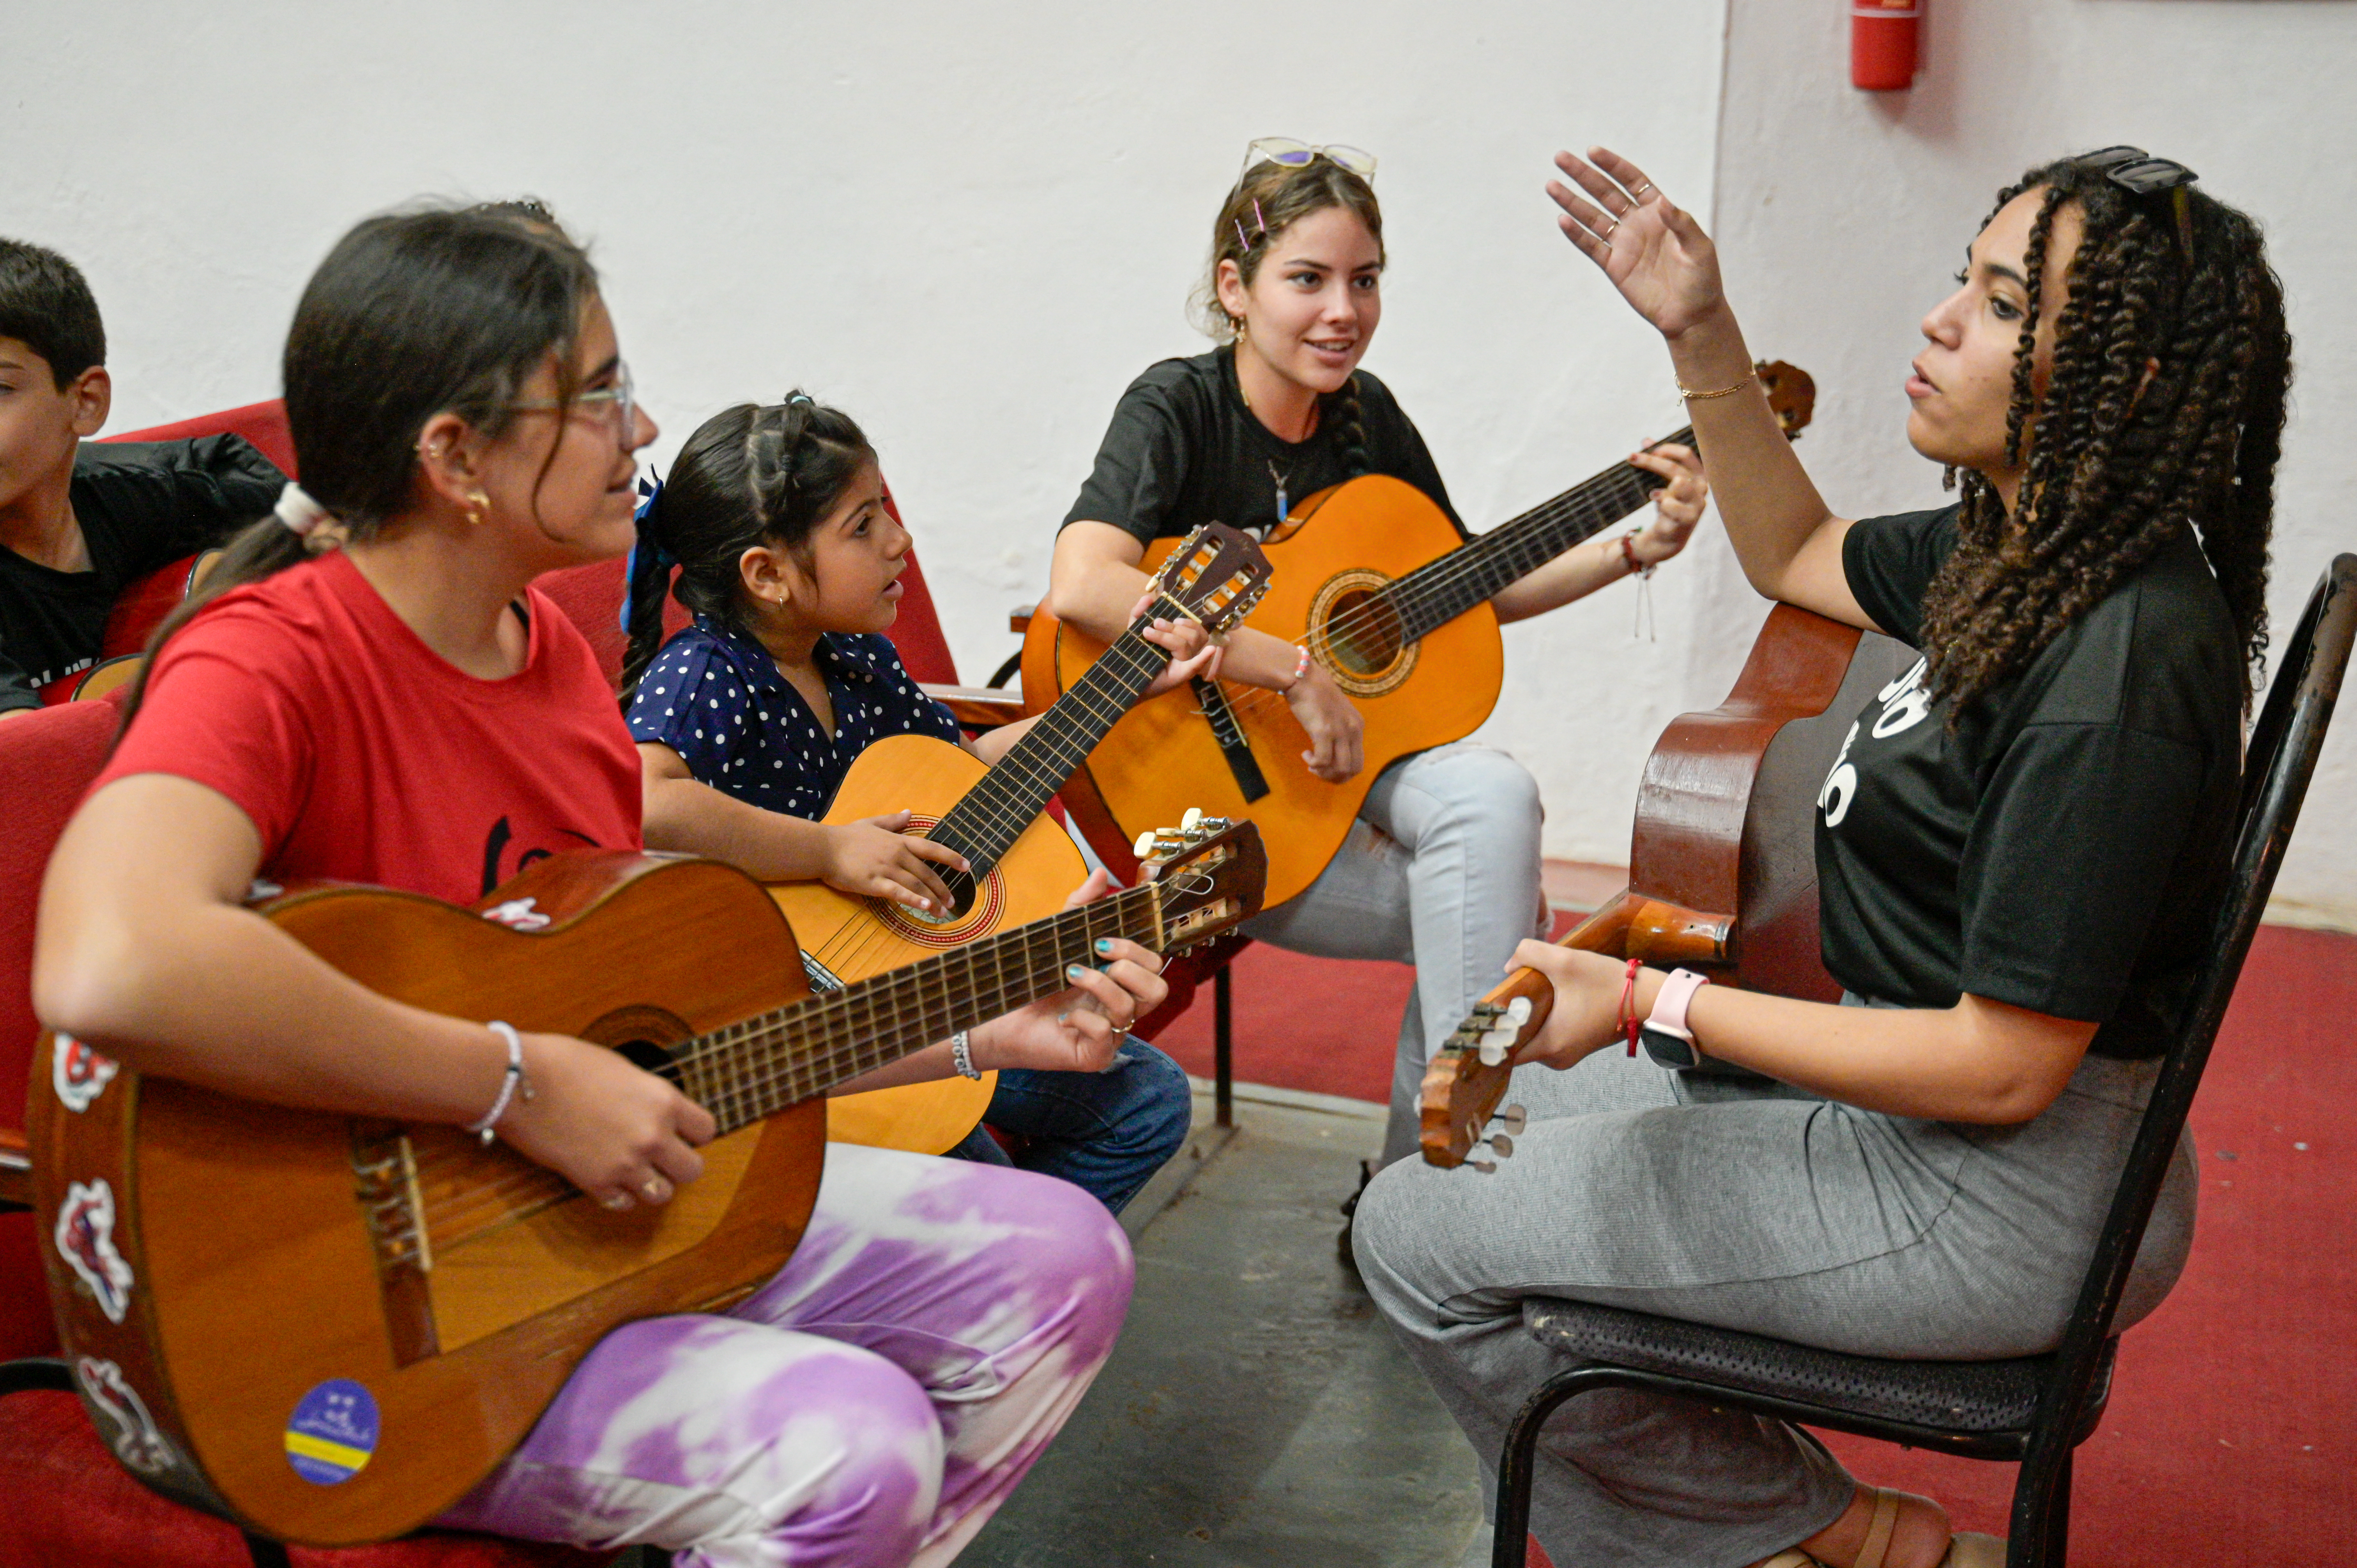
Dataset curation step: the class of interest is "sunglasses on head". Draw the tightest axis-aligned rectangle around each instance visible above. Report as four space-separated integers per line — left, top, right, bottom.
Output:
1243 138 1378 180
2074 146 2200 256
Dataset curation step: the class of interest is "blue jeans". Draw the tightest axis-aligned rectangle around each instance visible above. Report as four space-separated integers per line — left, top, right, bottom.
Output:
947 1038 1192 1214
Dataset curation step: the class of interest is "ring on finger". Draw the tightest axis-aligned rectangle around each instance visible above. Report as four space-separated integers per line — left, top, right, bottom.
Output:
642 1176 670 1203
1631 180 1656 199
600 1192 633 1212
1600 216 1621 241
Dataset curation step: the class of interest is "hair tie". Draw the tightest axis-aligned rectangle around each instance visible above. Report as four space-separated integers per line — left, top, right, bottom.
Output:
274 482 331 538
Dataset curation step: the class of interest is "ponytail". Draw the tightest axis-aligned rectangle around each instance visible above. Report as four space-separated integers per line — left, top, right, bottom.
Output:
116 200 599 730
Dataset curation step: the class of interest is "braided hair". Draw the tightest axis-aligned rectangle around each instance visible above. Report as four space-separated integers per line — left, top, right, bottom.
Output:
1917 155 2291 719
620 393 874 702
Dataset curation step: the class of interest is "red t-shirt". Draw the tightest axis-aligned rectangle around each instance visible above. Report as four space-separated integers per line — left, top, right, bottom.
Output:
96 550 640 907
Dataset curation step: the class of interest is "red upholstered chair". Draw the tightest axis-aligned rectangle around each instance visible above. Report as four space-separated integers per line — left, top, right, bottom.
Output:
0 412 614 1565
108 399 298 477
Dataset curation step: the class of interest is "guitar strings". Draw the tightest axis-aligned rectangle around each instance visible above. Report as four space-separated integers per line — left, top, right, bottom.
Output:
1205 445 1678 730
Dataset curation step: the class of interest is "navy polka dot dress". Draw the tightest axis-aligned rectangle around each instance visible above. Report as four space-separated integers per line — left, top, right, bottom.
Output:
626 619 962 817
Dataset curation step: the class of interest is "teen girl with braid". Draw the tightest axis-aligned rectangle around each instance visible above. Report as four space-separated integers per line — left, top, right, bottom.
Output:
1356 147 2289 1568
623 395 1219 1213
1048 141 1712 1203
35 203 1160 1568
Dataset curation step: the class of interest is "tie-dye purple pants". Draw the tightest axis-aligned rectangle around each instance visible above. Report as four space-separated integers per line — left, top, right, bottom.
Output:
435 1143 1134 1567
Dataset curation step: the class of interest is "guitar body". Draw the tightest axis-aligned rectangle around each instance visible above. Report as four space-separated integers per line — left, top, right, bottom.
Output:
777 733 1090 1153
1029 474 1502 909
37 549 222 705
30 853 827 1545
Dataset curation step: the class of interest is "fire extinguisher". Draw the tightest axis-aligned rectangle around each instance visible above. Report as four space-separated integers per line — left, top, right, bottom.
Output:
1852 0 1921 90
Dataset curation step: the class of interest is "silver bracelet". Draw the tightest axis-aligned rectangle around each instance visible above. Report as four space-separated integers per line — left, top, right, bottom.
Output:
466 1021 534 1144
949 1030 982 1080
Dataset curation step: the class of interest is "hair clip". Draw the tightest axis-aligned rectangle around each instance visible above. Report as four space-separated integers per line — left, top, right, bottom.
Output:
1234 198 1270 255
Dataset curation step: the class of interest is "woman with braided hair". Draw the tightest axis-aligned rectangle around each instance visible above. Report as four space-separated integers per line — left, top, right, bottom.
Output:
1049 141 1710 1206
1352 146 2289 1568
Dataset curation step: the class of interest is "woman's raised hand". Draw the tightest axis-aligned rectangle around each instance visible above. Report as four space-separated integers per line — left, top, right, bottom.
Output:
1547 147 1727 341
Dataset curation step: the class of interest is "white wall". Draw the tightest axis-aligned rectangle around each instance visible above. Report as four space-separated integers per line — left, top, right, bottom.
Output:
1706 0 2357 926
4 0 1726 864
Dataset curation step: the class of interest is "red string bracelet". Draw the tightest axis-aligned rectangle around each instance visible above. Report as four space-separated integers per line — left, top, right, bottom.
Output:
1619 532 1654 578
1620 957 1645 1055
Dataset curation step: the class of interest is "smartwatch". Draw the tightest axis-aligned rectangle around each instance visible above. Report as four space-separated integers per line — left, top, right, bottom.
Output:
1639 968 1712 1069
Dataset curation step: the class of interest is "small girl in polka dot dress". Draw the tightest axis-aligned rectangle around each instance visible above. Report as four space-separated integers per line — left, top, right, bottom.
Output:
624 394 1219 1213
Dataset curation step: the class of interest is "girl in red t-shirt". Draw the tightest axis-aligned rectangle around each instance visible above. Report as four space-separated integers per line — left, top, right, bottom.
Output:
36 203 1158 1567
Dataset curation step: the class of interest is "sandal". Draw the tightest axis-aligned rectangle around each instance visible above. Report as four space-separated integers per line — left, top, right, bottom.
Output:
1853 1489 2007 1568
1941 1535 2005 1567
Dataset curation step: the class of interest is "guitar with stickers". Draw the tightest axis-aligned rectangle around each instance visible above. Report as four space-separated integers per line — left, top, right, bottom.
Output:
31 817 1265 1544
1420 601 1913 1170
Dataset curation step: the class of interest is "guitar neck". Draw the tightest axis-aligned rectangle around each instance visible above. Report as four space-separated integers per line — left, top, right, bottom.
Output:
672 882 1166 1133
928 608 1176 875
1384 425 1693 641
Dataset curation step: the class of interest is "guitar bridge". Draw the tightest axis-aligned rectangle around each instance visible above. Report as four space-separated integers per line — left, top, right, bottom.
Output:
350 1123 439 1365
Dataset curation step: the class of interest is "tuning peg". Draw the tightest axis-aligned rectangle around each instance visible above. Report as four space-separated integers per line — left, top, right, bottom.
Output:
1181 807 1204 830
1133 831 1160 861
1494 1104 1528 1136
1484 1133 1515 1160
1504 996 1532 1027
1477 1040 1508 1067
1469 1156 1497 1175
1198 815 1231 832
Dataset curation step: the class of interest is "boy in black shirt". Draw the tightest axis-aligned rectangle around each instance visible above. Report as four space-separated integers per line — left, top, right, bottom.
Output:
0 239 282 714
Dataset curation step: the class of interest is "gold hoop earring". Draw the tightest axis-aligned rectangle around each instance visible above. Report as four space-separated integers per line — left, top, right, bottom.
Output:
466 492 491 528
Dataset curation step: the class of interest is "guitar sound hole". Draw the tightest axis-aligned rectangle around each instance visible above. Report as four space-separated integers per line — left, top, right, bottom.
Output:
1322 589 1406 678
936 868 980 921
616 1038 684 1085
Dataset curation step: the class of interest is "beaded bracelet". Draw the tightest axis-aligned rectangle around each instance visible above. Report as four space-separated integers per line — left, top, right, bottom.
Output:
949 1030 982 1080
1280 644 1313 692
466 1021 534 1144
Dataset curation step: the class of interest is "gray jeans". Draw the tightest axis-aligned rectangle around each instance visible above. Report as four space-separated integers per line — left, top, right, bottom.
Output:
1241 742 1549 1165
1353 1034 2199 1568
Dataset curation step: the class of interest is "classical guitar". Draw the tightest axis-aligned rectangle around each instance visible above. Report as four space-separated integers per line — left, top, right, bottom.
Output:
1419 601 1913 1168
793 522 1270 1154
1025 363 1818 909
36 548 222 704
31 818 1265 1545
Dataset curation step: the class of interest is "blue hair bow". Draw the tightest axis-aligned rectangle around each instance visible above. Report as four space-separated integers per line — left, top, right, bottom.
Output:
622 475 675 631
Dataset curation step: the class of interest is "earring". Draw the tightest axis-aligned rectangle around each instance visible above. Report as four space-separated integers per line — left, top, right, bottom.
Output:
466 492 491 527
1232 314 1249 345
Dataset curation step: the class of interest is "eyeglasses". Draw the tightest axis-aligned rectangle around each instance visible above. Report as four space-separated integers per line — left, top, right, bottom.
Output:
2074 146 2199 255
510 360 638 445
1244 138 1377 180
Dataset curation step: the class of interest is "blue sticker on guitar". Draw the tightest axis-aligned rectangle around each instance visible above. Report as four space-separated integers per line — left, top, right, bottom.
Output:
283 1379 378 1485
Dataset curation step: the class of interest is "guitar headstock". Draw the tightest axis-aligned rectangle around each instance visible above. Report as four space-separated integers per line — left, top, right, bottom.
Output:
1134 810 1268 954
1149 523 1274 637
1758 361 1816 441
1419 968 1550 1171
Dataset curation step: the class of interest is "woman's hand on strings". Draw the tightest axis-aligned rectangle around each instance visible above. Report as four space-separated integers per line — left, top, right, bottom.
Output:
1629 441 1709 565
1547 147 1727 341
820 812 968 913
1286 660 1366 782
497 1031 715 1212
969 870 1170 1072
1132 592 1225 698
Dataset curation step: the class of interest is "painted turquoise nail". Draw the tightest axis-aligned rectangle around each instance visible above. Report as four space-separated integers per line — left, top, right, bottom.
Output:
1067 964 1087 981
1094 938 1114 954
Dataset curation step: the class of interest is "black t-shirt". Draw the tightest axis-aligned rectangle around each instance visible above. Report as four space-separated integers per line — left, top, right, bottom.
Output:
0 436 283 709
1815 506 2241 1060
1061 346 1462 543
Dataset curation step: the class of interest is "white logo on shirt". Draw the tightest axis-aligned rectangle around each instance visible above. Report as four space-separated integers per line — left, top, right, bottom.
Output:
1818 657 1934 830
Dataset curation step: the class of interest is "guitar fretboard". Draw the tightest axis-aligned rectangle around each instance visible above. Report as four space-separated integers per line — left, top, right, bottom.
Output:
1375 426 1693 642
926 606 1177 884
665 882 1165 1134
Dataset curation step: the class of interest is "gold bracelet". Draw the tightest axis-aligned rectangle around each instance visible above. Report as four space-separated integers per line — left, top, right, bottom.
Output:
1676 371 1756 402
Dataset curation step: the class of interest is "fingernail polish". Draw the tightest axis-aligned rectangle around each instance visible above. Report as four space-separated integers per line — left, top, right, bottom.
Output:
1094 938 1114 954
1067 964 1087 981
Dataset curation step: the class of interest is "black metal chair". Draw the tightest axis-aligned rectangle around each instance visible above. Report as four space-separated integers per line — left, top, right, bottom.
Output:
1492 554 2357 1568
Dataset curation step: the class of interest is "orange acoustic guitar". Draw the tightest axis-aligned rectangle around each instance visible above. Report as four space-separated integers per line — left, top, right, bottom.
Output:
1024 363 1818 910
30 818 1265 1546
1418 599 1911 1169
793 522 1270 1154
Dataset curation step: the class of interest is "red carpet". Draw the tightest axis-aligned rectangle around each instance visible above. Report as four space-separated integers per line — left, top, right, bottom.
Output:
1152 922 2357 1566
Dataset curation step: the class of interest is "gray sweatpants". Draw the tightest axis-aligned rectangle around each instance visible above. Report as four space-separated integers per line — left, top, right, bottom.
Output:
1241 741 1550 1165
1353 1032 2199 1568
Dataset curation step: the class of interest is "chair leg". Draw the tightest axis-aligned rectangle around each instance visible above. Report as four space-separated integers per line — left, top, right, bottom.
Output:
2006 1438 2075 1568
243 1534 292 1568
1214 965 1234 1129
1492 1368 1596 1568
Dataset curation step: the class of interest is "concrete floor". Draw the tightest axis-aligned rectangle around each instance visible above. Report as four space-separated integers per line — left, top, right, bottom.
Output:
960 1086 1488 1568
